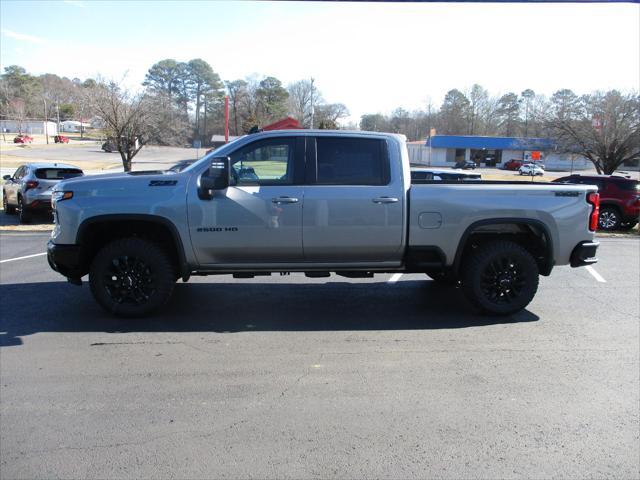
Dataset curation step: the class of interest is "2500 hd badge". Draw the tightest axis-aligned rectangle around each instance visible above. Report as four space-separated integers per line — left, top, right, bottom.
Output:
197 227 238 232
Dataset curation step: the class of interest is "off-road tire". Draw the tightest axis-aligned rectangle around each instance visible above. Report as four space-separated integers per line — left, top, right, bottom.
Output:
598 206 621 231
89 237 176 317
2 191 16 214
462 240 539 316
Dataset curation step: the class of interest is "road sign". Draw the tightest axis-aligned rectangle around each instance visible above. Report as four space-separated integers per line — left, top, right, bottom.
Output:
531 151 541 161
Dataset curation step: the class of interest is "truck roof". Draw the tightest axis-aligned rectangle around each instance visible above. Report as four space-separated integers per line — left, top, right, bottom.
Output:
244 129 406 141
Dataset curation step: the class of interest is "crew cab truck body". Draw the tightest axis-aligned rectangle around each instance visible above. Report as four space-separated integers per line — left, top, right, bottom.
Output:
48 130 600 317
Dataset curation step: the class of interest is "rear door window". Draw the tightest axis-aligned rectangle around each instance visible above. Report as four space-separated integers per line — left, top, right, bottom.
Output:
315 137 389 185
34 168 84 180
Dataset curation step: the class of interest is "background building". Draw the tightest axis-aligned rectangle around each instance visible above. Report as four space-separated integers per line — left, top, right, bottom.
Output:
0 120 58 136
60 120 92 133
407 135 593 170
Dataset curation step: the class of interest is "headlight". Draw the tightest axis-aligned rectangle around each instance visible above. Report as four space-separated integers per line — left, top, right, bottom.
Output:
51 190 73 208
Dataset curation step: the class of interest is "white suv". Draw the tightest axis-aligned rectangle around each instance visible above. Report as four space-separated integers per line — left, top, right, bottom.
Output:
519 163 545 176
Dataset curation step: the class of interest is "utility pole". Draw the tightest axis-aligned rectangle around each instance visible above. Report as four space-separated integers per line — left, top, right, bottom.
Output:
56 103 61 136
203 96 207 146
43 98 49 144
309 77 315 129
224 95 229 142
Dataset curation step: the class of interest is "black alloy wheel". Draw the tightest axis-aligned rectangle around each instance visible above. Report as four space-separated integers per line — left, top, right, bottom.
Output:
90 237 176 317
462 240 539 315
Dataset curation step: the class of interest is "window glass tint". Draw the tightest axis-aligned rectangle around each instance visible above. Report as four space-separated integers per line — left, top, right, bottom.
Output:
13 166 25 179
316 137 388 185
35 168 83 180
615 180 639 192
230 139 294 185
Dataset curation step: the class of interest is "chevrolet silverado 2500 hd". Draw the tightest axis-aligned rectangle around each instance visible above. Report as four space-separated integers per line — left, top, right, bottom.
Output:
47 130 600 317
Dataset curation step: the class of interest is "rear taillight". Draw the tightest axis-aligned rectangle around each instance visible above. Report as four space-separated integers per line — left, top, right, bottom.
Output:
25 180 39 191
587 192 600 231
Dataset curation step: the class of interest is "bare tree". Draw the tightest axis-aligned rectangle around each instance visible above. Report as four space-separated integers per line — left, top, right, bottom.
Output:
287 79 315 127
546 90 640 174
87 79 157 171
225 79 248 136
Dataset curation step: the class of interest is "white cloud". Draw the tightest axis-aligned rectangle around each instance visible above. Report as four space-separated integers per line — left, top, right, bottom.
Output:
1 28 46 44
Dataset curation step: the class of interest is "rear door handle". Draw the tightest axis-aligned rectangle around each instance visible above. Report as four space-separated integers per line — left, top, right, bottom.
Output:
372 196 399 204
272 196 299 204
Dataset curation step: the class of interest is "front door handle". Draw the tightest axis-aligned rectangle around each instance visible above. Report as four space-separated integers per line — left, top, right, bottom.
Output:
372 196 399 204
272 196 299 204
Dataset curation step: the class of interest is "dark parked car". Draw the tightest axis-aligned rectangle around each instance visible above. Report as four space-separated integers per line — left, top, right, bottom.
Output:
411 168 481 182
101 138 118 152
167 160 196 173
553 174 639 230
454 160 477 170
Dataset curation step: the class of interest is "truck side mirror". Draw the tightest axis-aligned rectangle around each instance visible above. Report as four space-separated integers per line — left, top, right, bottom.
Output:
198 156 230 200
2 175 11 181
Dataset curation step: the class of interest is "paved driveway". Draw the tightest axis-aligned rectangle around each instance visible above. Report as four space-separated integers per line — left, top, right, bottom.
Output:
0 234 638 479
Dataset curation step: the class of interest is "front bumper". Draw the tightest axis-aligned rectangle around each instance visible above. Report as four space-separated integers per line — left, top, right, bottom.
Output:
47 240 83 279
570 241 599 267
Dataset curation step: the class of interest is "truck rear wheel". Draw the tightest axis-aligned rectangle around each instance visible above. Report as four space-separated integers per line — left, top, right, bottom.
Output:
462 240 539 315
89 237 176 317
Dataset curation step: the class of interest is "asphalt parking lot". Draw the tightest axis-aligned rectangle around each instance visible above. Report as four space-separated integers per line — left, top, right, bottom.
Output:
0 232 638 479
2 143 199 167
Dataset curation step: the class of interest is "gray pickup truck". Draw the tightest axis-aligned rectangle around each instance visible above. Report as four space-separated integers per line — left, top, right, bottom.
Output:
48 130 600 317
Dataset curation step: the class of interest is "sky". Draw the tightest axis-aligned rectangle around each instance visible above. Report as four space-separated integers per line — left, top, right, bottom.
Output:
1 1 638 123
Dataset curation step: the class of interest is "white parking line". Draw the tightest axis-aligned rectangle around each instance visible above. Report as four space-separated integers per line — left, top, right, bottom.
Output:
585 265 606 283
387 273 403 283
0 252 47 264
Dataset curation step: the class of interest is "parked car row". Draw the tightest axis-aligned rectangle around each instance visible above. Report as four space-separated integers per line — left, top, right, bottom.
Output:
10 134 70 144
2 163 84 223
411 167 481 182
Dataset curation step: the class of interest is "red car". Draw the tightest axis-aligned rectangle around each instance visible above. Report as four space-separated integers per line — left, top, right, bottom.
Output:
553 174 640 230
503 159 523 170
13 135 34 144
54 135 69 144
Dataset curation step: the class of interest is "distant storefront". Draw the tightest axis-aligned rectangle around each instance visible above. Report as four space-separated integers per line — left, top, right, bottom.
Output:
408 135 594 170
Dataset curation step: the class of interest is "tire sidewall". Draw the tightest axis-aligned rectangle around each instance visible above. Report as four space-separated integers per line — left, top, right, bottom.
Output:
17 196 30 223
463 241 539 315
89 237 175 317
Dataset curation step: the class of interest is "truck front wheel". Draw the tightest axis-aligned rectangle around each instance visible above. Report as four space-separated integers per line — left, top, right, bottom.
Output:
461 240 539 315
89 237 176 317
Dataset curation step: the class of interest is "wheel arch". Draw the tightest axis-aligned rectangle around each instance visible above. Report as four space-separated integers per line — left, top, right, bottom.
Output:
453 218 555 277
76 214 190 280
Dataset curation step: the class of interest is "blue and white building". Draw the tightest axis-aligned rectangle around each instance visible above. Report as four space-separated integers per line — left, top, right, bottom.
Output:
407 135 592 170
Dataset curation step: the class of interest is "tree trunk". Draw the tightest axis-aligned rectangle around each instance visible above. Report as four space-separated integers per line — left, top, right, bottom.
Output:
119 150 131 172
